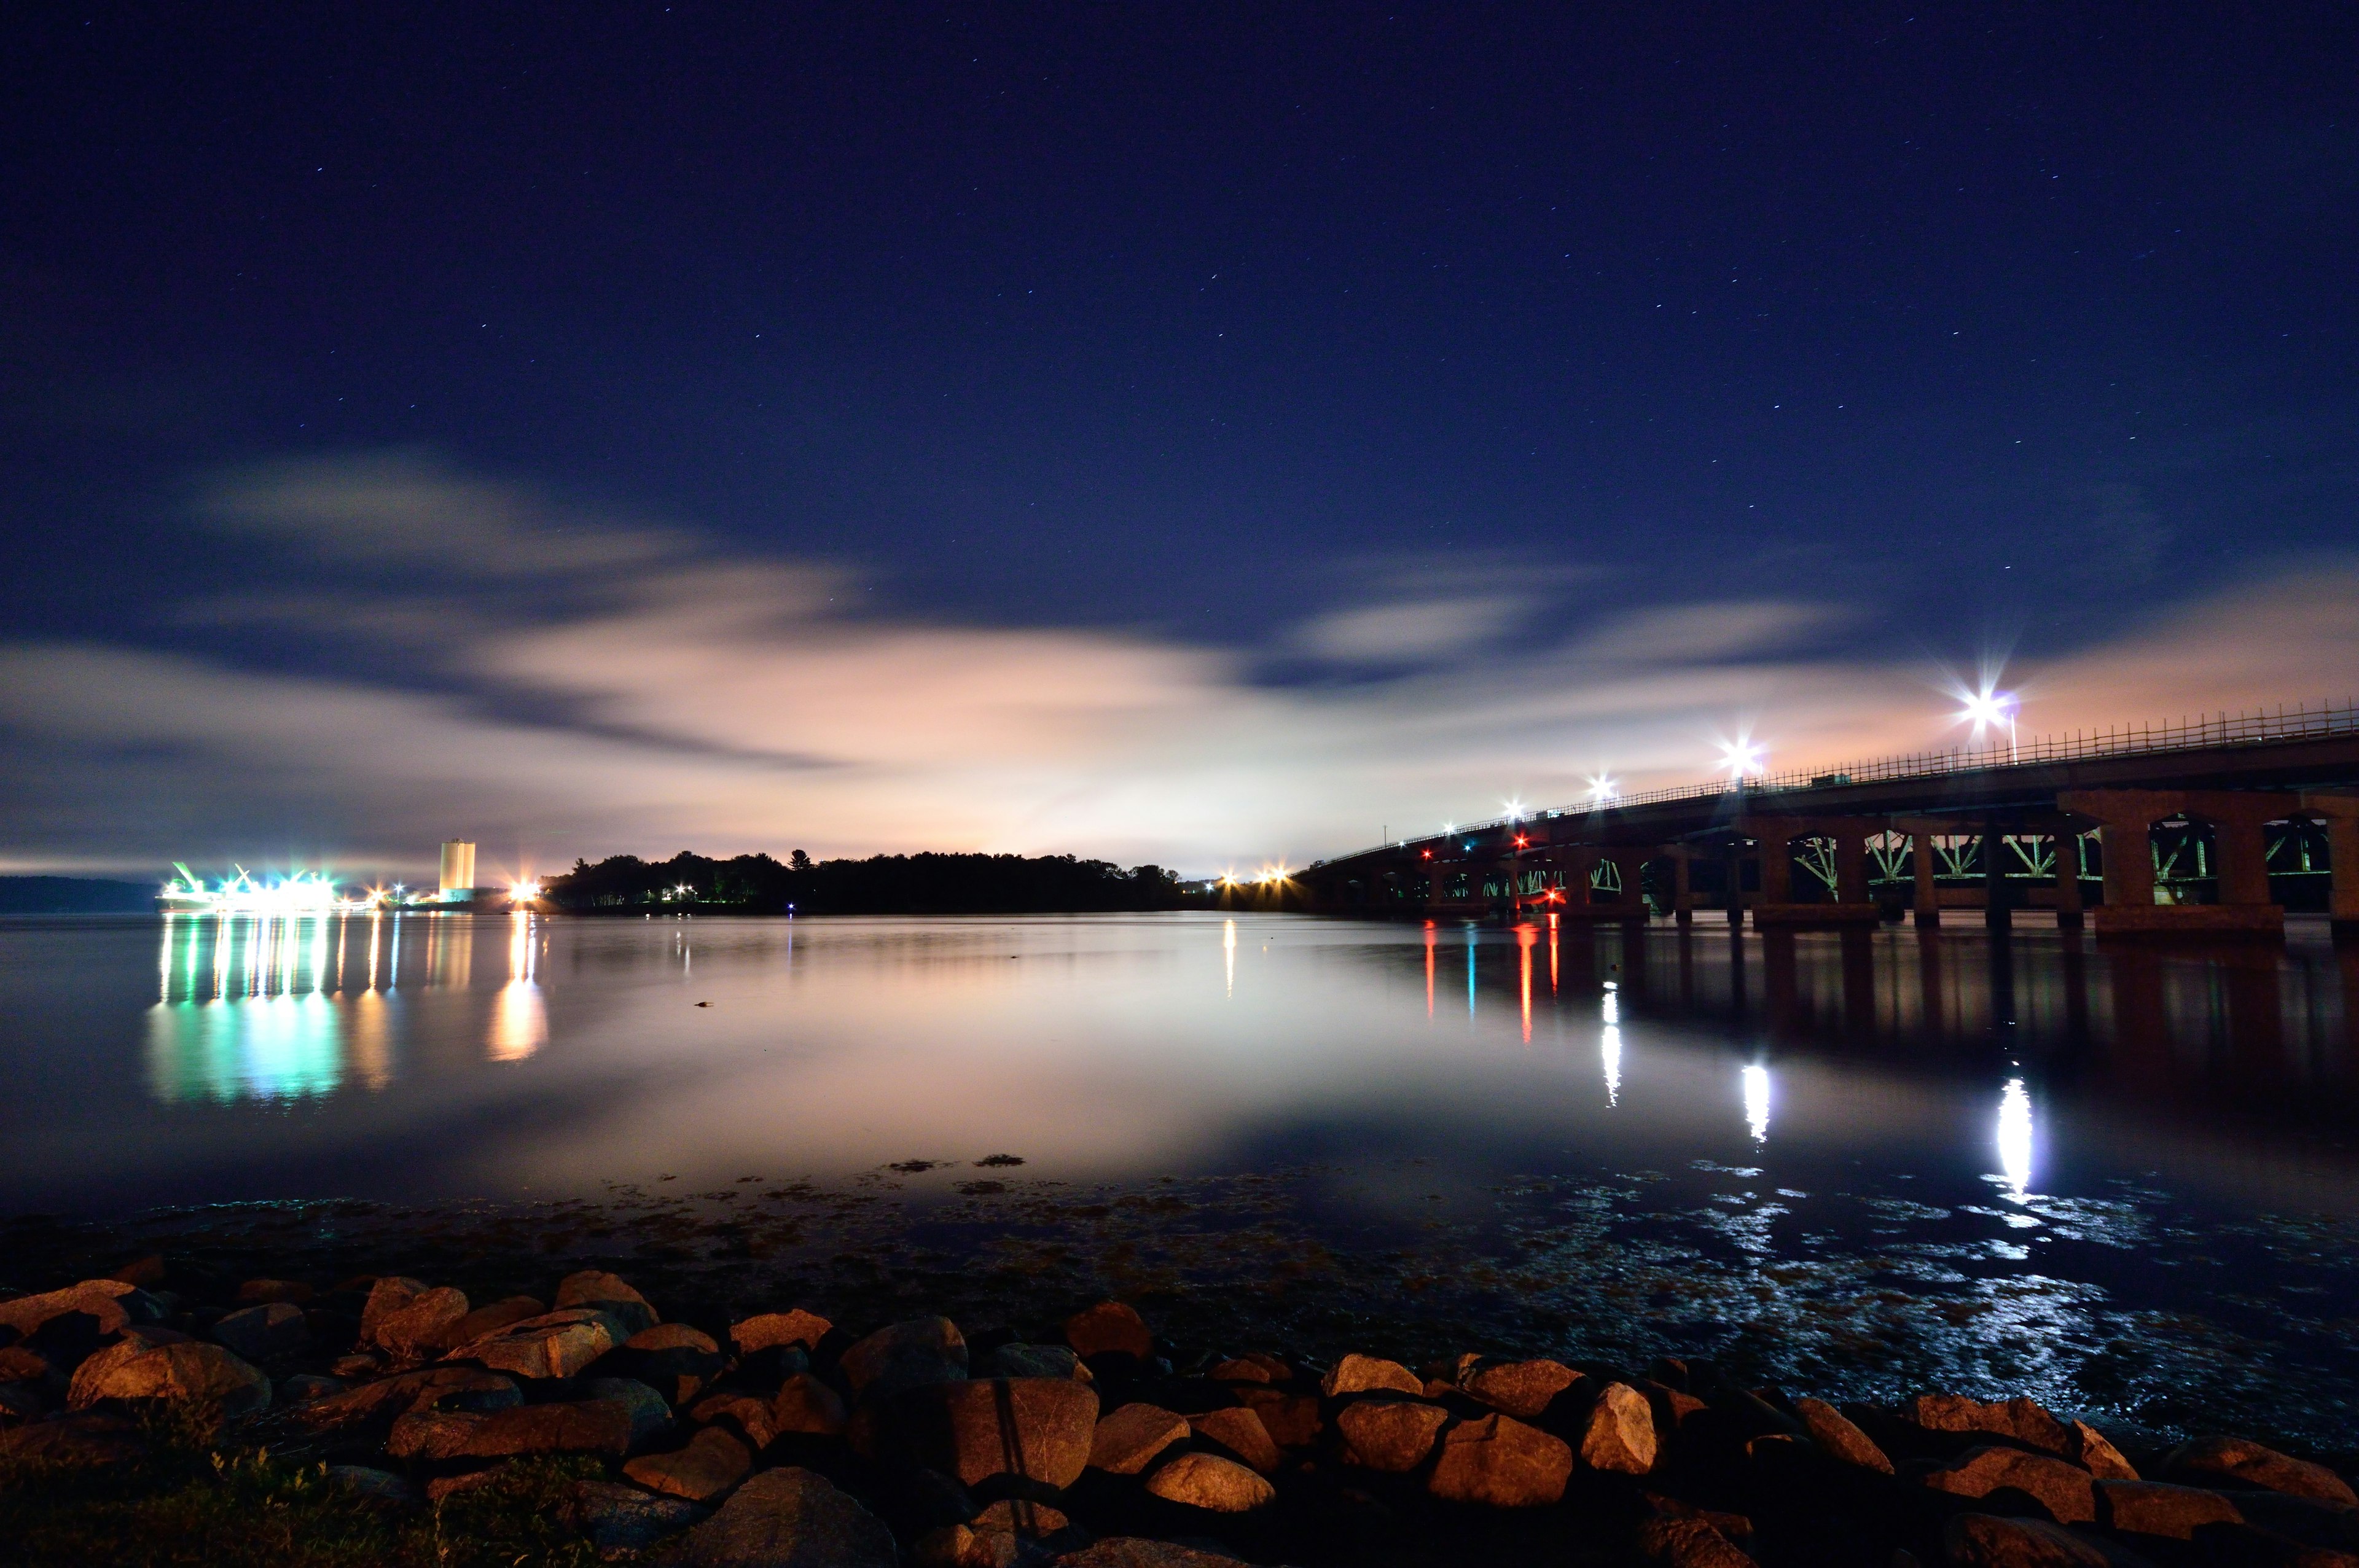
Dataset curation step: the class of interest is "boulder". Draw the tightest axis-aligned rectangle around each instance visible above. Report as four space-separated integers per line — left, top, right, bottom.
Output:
625 1322 727 1405
2230 1492 2359 1553
1238 1387 1321 1447
236 1279 314 1306
553 1271 658 1336
2064 1422 2138 1481
1144 1451 1275 1511
388 1398 635 1459
278 1373 344 1404
448 1308 622 1379
1211 1354 1288 1384
1580 1382 1659 1475
1793 1397 1893 1473
564 1479 710 1555
1189 1405 1281 1473
1942 1512 2126 1567
694 1392 782 1451
1909 1394 2071 1457
585 1376 673 1446
842 1316 968 1397
0 1279 162 1341
1321 1353 1423 1398
291 1366 520 1430
890 1376 1098 1488
2097 1481 2243 1540
2164 1436 2359 1508
1064 1301 1152 1360
374 1286 469 1357
1924 1446 2099 1524
1089 1402 1191 1474
1053 1542 1254 1568
772 1372 848 1436
625 1426 754 1502
213 1302 310 1362
673 1465 897 1568
983 1343 1090 1381
0 1411 146 1468
1463 1359 1581 1420
1335 1397 1449 1472
324 1464 415 1505
1637 1515 1760 1567
442 1297 547 1349
732 1309 832 1357
359 1277 433 1343
67 1333 270 1421
1427 1411 1574 1507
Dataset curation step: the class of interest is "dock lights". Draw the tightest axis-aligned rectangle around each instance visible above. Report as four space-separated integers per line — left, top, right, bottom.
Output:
510 880 541 902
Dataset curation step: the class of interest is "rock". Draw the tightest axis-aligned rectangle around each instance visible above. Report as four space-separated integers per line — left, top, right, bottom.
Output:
891 1376 1099 1488
1581 1382 1659 1475
448 1308 622 1379
2065 1422 2138 1481
0 1279 162 1341
1064 1301 1152 1360
0 1381 44 1421
0 1411 146 1468
292 1366 521 1430
2231 1492 2359 1553
326 1464 415 1505
359 1277 433 1343
1428 1411 1574 1507
1090 1402 1191 1473
733 1309 832 1356
2098 1481 2244 1540
972 1497 1067 1535
1942 1512 2126 1567
1189 1405 1281 1473
1238 1387 1321 1447
442 1297 547 1348
627 1322 727 1404
67 1332 270 1421
331 1353 384 1380
586 1376 674 1446
1321 1353 1423 1398
236 1279 313 1306
1463 1359 1581 1420
1211 1354 1288 1384
625 1426 754 1502
553 1270 659 1335
2164 1437 2359 1508
388 1398 635 1459
695 1392 782 1451
374 1286 469 1357
673 1464 897 1568
565 1479 710 1554
280 1373 345 1403
108 1255 168 1289
0 1345 53 1383
842 1316 968 1397
213 1302 310 1362
1637 1515 1760 1567
1909 1394 2072 1457
772 1372 848 1435
984 1343 1090 1381
1924 1446 2099 1524
426 1470 504 1503
1053 1542 1254 1568
1145 1451 1275 1511
1335 1397 1449 1472
1793 1397 1893 1473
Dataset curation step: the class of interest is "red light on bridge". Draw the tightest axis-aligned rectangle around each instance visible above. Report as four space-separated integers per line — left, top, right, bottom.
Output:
1514 835 1529 847
1420 849 1433 858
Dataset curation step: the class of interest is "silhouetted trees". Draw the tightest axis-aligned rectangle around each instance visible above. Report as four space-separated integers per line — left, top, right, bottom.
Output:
542 851 1181 915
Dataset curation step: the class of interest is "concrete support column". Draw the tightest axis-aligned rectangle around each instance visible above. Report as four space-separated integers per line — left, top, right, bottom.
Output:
2315 806 2359 927
1983 821 2012 930
1724 842 1748 926
1566 848 1600 907
2213 812 2274 907
1834 832 1870 905
1607 849 1651 911
2054 831 2085 928
1912 832 1940 928
2096 817 2155 910
1758 833 1792 904
1670 848 1695 925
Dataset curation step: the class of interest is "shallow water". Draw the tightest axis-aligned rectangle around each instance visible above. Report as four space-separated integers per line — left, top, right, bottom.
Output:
4 909 2357 1440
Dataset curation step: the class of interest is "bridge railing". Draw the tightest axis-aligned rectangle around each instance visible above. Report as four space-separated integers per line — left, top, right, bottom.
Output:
1312 696 2359 868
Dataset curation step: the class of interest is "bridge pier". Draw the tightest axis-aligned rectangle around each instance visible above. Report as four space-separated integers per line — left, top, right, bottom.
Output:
1737 816 1883 927
2059 788 2292 937
2055 830 2086 929
2299 791 2359 935
1667 845 1696 925
1909 826 1940 928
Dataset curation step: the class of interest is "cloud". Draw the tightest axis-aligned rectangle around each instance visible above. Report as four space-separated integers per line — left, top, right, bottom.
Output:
4 452 2357 878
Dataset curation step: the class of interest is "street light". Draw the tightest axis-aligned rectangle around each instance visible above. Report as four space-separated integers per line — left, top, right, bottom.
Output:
1719 739 1766 781
1960 685 2019 763
1586 773 1618 805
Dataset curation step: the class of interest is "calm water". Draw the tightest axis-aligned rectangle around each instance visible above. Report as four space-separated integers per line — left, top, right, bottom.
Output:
4 910 2358 1437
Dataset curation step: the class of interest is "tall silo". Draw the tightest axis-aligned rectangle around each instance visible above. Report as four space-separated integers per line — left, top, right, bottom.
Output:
439 840 477 899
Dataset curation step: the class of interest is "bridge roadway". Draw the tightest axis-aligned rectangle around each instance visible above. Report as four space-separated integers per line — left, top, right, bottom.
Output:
1294 703 2359 937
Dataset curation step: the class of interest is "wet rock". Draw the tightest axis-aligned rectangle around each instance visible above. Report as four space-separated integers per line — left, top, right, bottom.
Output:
1064 1301 1152 1360
1145 1451 1275 1511
673 1464 897 1568
586 1376 673 1446
891 1375 1099 1488
0 1410 146 1468
1211 1353 1288 1384
1924 1446 2099 1524
68 1332 270 1421
441 1297 546 1349
325 1464 415 1505
843 1316 968 1397
1428 1411 1574 1507
1909 1394 2071 1457
1053 1542 1254 1568
565 1479 710 1554
626 1322 727 1405
293 1366 521 1430
1942 1511 2132 1567
1090 1402 1191 1473
236 1279 313 1306
1321 1353 1423 1398
773 1371 848 1436
108 1255 168 1289
984 1343 1090 1381
1580 1382 1659 1475
1463 1359 1581 1420
448 1308 623 1379
694 1392 782 1451
2065 1422 2138 1481
389 1398 635 1459
374 1286 469 1357
1637 1515 1759 1567
1238 1387 1321 1448
2164 1437 2359 1508
0 1279 163 1341
625 1425 754 1502
1335 1397 1449 1472
2098 1480 2244 1540
359 1277 433 1343
1189 1404 1281 1473
732 1309 832 1356
213 1301 310 1362
1793 1397 1893 1473
553 1270 658 1336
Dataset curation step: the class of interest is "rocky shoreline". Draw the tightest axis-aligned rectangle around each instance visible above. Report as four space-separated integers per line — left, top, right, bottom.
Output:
4 1259 2357 1567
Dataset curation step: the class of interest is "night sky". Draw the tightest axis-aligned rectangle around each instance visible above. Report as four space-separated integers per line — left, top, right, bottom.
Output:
4 6 2356 877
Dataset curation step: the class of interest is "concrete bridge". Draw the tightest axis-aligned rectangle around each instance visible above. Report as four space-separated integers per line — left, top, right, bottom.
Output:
1289 701 2359 937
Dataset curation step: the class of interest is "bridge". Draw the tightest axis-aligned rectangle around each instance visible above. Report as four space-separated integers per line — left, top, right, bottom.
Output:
1290 700 2359 937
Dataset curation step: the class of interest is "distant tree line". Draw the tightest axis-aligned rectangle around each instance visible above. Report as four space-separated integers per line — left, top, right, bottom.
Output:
541 850 1183 915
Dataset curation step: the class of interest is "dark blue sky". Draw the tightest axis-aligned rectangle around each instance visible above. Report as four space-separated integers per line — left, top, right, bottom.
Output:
4 4 2356 873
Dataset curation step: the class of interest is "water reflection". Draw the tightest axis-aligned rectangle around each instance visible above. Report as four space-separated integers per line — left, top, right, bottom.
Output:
1998 1076 2035 1200
1742 1062 1772 1142
490 914 545 1062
